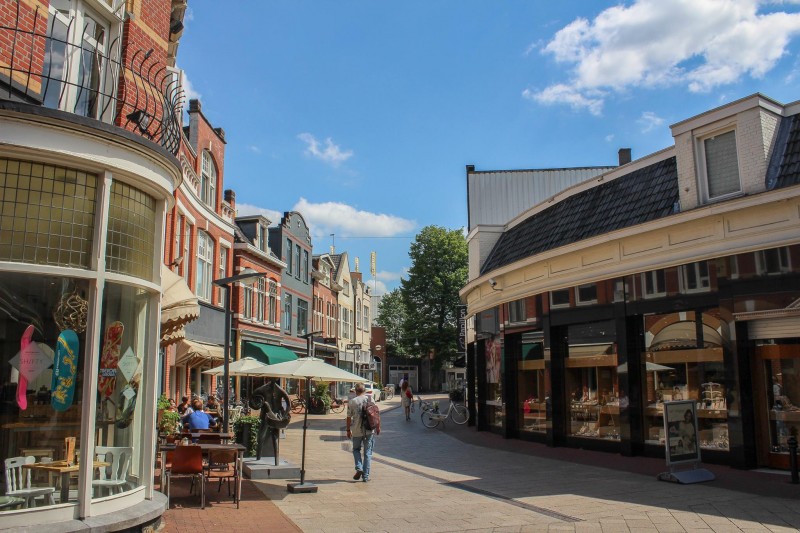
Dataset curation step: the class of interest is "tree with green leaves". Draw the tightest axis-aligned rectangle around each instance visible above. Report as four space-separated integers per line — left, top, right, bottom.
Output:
375 288 408 358
400 225 467 374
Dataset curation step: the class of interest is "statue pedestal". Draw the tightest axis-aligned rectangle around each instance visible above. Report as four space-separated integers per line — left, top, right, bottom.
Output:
243 458 301 480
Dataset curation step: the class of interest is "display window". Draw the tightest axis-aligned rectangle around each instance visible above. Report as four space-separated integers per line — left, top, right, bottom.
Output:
565 321 619 440
517 332 547 433
642 311 730 451
0 273 90 510
754 342 800 468
92 282 152 500
485 336 503 430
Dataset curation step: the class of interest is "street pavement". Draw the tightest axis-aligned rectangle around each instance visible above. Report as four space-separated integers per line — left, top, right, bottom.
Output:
164 396 800 533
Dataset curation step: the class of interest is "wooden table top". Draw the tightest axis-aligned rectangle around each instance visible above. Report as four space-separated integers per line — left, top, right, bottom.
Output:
160 442 245 452
23 460 109 473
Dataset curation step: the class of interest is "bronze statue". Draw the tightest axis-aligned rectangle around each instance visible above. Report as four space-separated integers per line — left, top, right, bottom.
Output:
249 380 291 465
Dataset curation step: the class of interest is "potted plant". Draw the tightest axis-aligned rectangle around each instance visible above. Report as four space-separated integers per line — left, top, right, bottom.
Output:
234 415 261 457
309 382 332 414
159 411 181 435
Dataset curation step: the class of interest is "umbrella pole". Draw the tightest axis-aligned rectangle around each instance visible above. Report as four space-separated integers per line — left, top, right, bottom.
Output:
288 377 318 493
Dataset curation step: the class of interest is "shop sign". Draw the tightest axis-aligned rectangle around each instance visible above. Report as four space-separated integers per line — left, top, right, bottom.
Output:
457 305 467 354
117 347 141 382
10 341 53 382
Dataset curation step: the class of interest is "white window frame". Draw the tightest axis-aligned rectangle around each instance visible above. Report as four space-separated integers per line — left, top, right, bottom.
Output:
756 247 791 276
283 293 292 332
695 126 742 203
195 230 213 301
641 270 666 299
45 0 121 121
268 280 278 325
285 238 293 274
217 246 228 303
183 222 192 282
256 277 267 322
243 283 253 320
257 225 267 252
679 261 711 293
363 305 370 330
200 151 217 207
356 299 361 331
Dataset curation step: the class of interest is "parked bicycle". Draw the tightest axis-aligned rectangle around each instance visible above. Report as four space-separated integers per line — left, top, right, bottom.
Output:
290 396 306 413
421 399 469 428
329 397 346 414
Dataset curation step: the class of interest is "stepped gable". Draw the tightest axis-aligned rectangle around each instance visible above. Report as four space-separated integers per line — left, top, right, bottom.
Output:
481 156 679 274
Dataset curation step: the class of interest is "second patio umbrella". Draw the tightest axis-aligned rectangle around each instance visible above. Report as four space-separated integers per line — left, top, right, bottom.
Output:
250 356 364 493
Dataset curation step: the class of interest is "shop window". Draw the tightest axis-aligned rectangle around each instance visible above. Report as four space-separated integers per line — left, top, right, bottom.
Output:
756 247 791 276
679 261 710 293
576 283 598 305
0 273 90 511
0 158 96 268
756 343 800 466
485 337 503 430
699 129 741 202
93 282 153 500
106 180 156 280
507 299 526 323
518 333 547 434
550 288 570 308
566 325 620 441
641 270 666 298
641 311 730 452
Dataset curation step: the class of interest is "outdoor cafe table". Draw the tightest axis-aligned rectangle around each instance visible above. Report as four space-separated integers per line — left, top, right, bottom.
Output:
23 460 110 503
178 431 234 442
158 442 246 508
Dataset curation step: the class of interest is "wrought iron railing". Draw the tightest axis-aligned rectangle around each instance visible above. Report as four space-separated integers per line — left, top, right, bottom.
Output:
0 0 183 155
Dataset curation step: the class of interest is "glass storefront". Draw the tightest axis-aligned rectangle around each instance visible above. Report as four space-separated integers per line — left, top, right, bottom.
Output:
517 332 547 434
641 311 730 452
566 321 620 441
759 343 800 457
485 337 503 430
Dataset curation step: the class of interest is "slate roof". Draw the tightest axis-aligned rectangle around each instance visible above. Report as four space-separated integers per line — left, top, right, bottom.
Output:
770 114 800 190
481 157 679 275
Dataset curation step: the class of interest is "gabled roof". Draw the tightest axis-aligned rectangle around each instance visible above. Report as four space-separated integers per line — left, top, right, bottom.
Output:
481 156 679 274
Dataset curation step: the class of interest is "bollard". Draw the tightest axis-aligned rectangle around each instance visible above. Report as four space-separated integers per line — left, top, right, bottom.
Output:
789 436 799 484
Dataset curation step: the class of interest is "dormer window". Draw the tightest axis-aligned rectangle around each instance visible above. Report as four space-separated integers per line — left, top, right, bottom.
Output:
257 224 267 251
698 129 741 202
201 150 217 207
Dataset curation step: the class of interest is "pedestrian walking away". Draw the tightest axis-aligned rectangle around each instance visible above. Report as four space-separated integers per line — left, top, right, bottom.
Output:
401 380 413 420
346 383 377 482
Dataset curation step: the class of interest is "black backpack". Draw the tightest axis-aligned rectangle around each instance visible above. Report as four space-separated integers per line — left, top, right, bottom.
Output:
361 399 381 434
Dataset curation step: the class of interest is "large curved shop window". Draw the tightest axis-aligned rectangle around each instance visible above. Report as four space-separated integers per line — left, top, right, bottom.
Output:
92 282 152 500
642 311 731 452
0 273 90 510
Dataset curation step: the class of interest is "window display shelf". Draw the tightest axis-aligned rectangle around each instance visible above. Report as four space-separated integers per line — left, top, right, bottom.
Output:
769 410 800 422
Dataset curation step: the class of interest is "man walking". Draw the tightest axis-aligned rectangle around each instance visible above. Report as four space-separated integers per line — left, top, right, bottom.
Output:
346 383 377 482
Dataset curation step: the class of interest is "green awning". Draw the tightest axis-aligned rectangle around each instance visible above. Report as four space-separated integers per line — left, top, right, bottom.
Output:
243 341 299 365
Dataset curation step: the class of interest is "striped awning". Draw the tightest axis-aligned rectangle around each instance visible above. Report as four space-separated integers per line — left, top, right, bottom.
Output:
160 265 200 347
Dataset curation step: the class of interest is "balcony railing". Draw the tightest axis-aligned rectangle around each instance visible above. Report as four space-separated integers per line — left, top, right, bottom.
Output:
0 1 183 155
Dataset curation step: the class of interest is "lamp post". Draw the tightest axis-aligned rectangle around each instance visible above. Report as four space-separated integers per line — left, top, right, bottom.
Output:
213 268 267 433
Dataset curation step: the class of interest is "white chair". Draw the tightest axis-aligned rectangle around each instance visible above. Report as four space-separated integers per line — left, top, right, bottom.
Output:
228 405 243 424
92 446 132 497
4 456 55 508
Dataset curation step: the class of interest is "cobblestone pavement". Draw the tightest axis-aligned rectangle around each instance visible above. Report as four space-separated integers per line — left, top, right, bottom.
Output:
249 396 800 533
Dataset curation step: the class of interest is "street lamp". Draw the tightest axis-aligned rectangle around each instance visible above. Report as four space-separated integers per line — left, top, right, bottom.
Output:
213 268 267 433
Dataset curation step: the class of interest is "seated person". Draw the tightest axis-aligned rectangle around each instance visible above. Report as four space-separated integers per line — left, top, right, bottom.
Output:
206 395 220 412
177 396 191 415
182 398 216 430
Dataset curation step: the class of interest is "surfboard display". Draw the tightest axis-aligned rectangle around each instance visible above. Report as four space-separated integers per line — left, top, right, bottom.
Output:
98 321 124 398
51 329 79 411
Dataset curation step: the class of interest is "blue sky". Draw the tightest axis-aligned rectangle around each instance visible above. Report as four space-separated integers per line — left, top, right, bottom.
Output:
177 0 800 295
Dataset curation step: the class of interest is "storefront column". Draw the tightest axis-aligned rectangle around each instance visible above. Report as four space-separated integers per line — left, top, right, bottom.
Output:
547 323 567 448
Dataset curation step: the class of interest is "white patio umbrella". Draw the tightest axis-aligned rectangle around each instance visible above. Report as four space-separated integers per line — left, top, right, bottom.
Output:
617 361 674 373
250 356 364 493
203 356 270 376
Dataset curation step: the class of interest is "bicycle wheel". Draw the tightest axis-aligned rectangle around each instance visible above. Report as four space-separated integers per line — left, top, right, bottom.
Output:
290 398 305 413
330 400 346 414
450 403 469 425
421 410 439 428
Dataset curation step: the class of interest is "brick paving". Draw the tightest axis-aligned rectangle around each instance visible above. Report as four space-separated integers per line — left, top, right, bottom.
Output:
160 397 800 533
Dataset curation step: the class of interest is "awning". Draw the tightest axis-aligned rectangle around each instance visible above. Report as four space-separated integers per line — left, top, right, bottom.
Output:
160 265 200 347
243 341 298 365
175 339 224 366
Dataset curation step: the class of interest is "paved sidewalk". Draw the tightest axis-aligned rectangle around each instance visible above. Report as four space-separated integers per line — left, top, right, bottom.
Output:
160 397 800 532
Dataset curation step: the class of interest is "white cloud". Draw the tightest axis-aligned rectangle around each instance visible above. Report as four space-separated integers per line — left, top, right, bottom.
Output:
605 134 616 142
235 203 283 225
181 72 201 102
375 270 405 282
638 111 665 132
297 133 354 167
247 145 262 154
294 198 416 238
531 0 800 112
